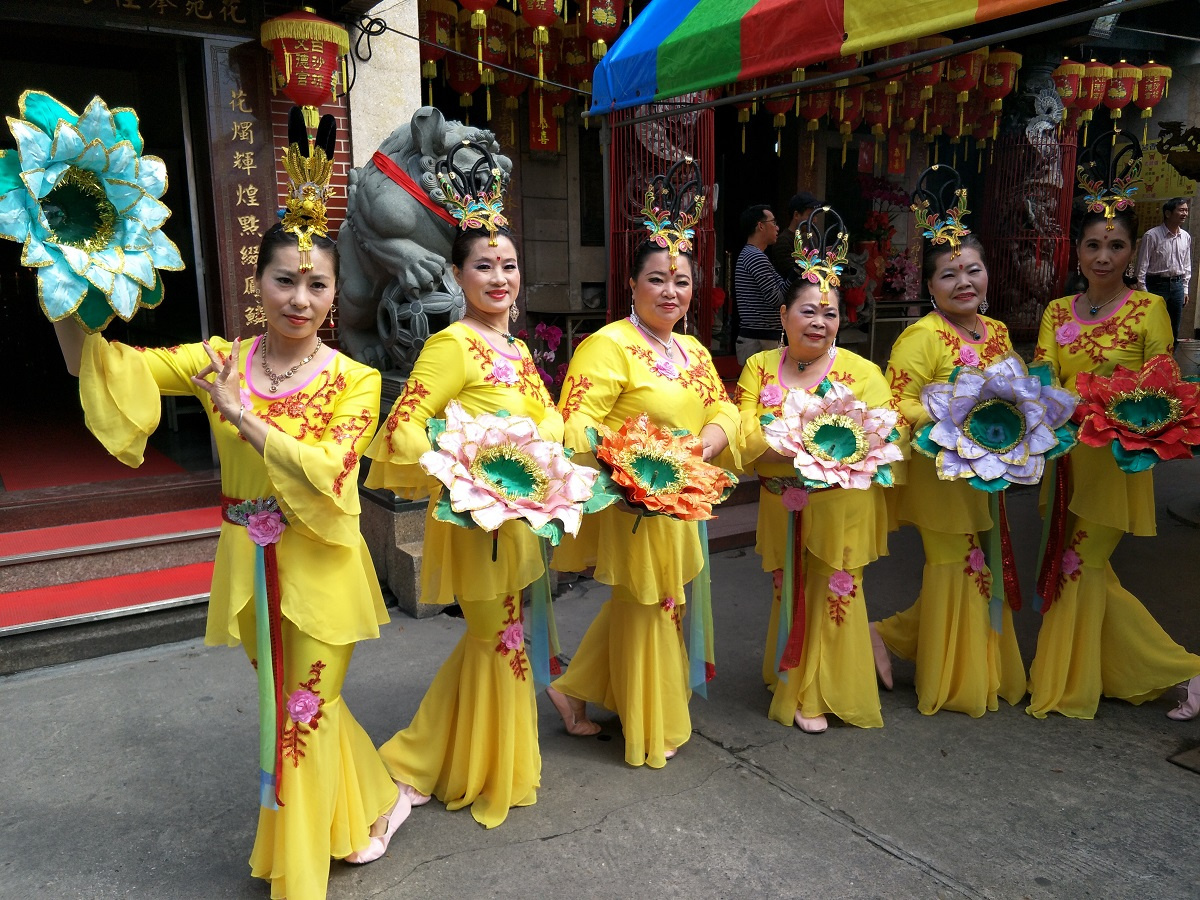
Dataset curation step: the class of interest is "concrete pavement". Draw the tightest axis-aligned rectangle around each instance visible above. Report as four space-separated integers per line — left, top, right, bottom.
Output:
3 458 1199 899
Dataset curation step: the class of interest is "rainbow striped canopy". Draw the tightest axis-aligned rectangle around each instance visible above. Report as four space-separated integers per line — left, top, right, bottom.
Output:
589 0 1064 113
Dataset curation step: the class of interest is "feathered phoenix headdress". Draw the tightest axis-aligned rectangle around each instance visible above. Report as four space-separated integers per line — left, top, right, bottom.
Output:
638 157 706 272
1076 130 1143 230
911 165 971 258
280 107 336 272
435 139 509 245
791 206 849 302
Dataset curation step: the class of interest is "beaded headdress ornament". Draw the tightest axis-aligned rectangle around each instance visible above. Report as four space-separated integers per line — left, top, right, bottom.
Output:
280 107 336 272
638 156 706 272
435 139 509 246
1076 130 1142 230
792 206 849 303
911 165 971 258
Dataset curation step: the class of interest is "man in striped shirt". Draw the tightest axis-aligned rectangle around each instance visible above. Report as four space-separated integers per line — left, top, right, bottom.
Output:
734 204 786 364
1135 197 1191 339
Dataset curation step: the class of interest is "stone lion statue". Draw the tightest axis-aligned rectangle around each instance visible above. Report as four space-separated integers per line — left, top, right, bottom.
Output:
337 107 513 373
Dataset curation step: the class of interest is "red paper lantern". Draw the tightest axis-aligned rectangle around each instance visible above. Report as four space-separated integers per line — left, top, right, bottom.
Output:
418 0 457 80
875 41 916 127
494 67 528 146
946 46 988 135
1052 58 1086 123
980 49 1021 115
927 83 956 136
562 35 595 89
912 35 952 100
260 9 349 129
838 76 867 165
515 19 563 79
518 0 563 83
1103 60 1141 129
1134 61 1172 144
794 82 830 166
446 52 483 119
763 73 793 157
458 7 513 119
1077 60 1112 144
459 0 500 72
733 79 758 154
583 0 625 60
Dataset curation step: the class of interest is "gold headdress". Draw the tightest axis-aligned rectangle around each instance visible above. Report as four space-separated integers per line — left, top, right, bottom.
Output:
911 165 971 258
638 157 706 272
435 140 509 246
1077 130 1142 230
280 107 336 271
792 206 849 302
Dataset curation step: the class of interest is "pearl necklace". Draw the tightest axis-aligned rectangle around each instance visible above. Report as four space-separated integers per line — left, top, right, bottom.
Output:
261 334 322 393
629 312 675 359
465 312 515 344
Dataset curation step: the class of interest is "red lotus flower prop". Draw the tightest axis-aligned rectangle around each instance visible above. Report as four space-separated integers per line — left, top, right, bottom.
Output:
1072 354 1200 472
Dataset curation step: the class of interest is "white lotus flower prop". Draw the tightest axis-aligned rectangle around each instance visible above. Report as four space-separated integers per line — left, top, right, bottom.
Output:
914 354 1077 492
0 91 184 332
762 378 903 491
420 401 601 546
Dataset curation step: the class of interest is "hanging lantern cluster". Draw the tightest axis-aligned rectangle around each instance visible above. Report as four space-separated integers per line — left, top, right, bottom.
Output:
583 0 625 60
1135 61 1171 144
259 8 350 129
418 0 458 107
1053 56 1171 144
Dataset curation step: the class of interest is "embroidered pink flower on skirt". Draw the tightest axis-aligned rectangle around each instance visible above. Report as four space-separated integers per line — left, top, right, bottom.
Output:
1061 548 1082 576
286 688 320 724
958 345 980 367
967 547 986 572
500 621 524 651
781 486 809 512
772 569 784 590
660 596 677 611
246 510 285 546
1055 321 1081 346
828 570 855 597
759 384 783 408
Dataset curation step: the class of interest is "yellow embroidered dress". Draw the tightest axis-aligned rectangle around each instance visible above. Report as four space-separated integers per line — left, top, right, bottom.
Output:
79 333 394 900
738 347 891 728
551 319 741 767
874 312 1026 716
364 320 563 828
1027 290 1200 718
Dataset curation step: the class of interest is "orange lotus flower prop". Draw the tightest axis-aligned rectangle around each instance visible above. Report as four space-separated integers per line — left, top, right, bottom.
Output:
1073 354 1200 472
586 413 736 523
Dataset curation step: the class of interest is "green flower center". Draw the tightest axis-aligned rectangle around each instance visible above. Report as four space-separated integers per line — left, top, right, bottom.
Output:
469 445 549 503
802 413 869 465
1107 389 1181 434
963 398 1026 453
43 166 116 253
617 449 686 495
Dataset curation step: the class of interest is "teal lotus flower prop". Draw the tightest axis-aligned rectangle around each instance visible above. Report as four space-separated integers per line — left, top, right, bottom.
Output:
913 355 1077 492
0 91 184 332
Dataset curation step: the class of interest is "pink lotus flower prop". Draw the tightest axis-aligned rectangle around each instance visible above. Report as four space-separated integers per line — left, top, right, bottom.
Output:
761 378 903 491
914 354 1076 492
420 401 598 545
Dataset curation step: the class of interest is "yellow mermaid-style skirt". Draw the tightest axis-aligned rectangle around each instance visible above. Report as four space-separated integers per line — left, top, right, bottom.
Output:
764 557 883 729
235 609 399 900
553 586 692 768
875 527 1026 717
378 591 540 828
1027 515 1200 719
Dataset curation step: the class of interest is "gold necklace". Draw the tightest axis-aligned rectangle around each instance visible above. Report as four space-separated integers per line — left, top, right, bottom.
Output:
465 312 515 344
261 334 322 393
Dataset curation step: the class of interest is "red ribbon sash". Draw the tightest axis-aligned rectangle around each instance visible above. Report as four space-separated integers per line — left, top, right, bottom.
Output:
371 151 458 226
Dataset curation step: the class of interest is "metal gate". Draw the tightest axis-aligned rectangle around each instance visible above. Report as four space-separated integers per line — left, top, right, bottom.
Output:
977 127 1078 340
607 96 716 344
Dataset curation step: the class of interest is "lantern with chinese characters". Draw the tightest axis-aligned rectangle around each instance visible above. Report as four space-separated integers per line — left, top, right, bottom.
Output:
794 83 830 166
460 0 500 71
515 18 562 79
1134 61 1171 144
1052 58 1085 125
418 0 457 105
260 9 349 129
878 40 917 125
446 52 483 121
980 48 1021 137
927 83 957 164
946 46 988 136
863 83 889 167
763 74 793 157
494 67 528 144
563 34 595 91
827 53 859 119
838 76 866 166
1077 60 1112 144
897 78 925 147
518 0 564 82
459 8 512 120
911 35 952 131
1103 60 1141 131
583 0 624 60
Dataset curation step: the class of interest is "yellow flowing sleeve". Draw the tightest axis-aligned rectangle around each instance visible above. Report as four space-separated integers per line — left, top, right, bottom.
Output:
1032 300 1063 381
557 332 628 463
79 334 214 467
263 364 381 547
736 353 771 469
364 329 467 499
690 338 744 471
1143 294 1175 360
884 325 938 431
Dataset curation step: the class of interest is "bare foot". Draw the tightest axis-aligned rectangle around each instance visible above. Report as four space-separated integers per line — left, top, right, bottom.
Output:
869 622 893 691
794 711 828 733
546 685 601 736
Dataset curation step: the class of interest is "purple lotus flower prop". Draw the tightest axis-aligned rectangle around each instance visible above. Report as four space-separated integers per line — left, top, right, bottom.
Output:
914 355 1077 492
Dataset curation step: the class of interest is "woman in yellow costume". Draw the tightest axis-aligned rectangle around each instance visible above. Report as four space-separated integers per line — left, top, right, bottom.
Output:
546 160 741 766
1027 134 1200 720
53 111 402 899
364 142 562 827
871 168 1027 717
738 207 902 732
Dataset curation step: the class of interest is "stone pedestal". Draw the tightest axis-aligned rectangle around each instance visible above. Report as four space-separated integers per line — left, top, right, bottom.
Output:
359 487 446 619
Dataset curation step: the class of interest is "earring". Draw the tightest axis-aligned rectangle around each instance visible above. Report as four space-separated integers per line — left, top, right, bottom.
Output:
509 302 519 323
978 297 989 314
630 309 642 328
327 304 337 328
1124 261 1135 280
778 330 786 351
929 297 938 310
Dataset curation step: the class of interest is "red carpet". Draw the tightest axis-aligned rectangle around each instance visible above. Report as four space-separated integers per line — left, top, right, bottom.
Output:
0 561 214 631
0 419 184 492
0 508 221 559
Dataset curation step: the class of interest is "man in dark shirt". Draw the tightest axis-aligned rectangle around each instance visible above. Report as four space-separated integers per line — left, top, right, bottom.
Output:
768 191 821 277
734 204 786 364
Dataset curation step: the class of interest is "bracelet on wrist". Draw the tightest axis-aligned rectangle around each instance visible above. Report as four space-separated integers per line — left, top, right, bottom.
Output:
236 406 246 430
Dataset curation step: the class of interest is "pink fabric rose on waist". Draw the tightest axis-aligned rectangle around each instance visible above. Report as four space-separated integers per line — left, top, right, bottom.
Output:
286 689 320 724
829 570 856 596
500 622 524 651
1055 321 1081 347
967 547 986 572
759 384 783 408
246 510 286 546
1061 548 1082 576
958 345 980 367
781 486 809 512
